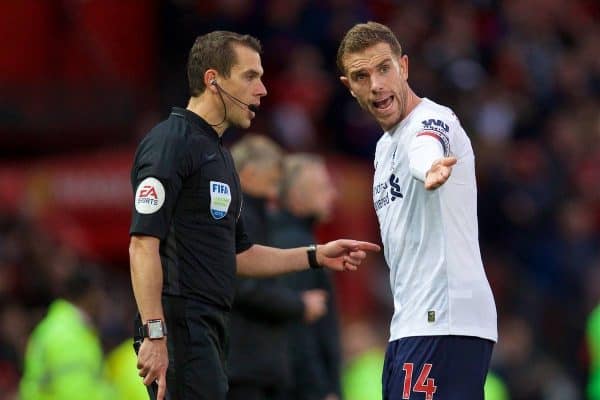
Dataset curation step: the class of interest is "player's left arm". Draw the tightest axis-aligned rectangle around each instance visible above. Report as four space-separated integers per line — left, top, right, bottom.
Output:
408 119 457 190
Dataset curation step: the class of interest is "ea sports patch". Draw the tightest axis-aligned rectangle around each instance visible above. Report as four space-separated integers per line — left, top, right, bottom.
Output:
209 180 231 220
135 177 165 214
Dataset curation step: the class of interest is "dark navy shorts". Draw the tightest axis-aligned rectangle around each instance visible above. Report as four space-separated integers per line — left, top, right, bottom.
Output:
382 335 494 400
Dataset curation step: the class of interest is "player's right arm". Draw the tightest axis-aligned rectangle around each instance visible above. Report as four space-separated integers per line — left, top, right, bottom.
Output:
408 115 457 190
129 235 168 399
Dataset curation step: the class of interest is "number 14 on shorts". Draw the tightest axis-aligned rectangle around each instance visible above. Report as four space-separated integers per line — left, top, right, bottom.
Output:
402 363 437 399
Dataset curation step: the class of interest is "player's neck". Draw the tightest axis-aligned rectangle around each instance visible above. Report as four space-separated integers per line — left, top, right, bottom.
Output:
401 88 422 122
187 96 228 136
385 89 422 133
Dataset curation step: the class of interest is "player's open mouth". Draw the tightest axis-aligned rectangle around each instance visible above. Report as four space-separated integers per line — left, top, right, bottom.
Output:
373 96 394 111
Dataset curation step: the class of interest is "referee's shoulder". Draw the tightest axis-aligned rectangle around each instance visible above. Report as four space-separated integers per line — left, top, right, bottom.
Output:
140 116 193 148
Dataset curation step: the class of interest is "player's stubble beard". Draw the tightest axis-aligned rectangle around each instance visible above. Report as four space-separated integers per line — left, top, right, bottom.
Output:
396 81 409 123
357 76 411 131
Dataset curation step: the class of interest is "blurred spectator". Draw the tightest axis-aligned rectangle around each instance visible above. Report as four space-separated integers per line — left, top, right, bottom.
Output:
227 134 328 400
270 154 341 400
492 315 579 399
19 267 115 399
588 302 600 399
0 302 28 399
484 371 509 400
104 338 147 400
341 321 385 400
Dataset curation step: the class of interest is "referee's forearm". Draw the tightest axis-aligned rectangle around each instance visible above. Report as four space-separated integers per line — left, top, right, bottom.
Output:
236 244 310 277
129 235 165 323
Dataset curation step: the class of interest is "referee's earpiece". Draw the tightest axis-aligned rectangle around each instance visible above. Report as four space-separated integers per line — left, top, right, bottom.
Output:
208 78 218 93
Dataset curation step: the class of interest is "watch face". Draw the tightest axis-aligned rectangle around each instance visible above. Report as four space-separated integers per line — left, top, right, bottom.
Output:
147 321 164 339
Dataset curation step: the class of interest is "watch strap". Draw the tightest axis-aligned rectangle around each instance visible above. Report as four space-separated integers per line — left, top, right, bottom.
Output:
307 244 321 269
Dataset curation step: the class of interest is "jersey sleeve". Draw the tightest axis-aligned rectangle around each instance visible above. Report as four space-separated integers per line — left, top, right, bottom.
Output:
129 132 190 239
408 116 452 182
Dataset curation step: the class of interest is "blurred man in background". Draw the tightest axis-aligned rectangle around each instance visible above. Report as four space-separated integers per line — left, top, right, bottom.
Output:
270 154 341 400
227 134 328 400
19 268 115 400
337 22 497 399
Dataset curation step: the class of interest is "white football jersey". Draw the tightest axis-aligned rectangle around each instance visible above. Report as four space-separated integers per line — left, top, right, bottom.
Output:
373 98 497 342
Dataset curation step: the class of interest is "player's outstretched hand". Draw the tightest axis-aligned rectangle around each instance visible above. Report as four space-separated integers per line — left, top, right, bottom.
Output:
425 156 457 190
317 239 381 271
137 338 168 400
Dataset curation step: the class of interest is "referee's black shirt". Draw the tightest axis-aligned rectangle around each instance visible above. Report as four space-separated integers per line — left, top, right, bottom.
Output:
130 107 252 310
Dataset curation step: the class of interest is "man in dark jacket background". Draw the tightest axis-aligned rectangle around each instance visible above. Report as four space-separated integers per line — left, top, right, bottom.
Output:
270 154 341 400
227 135 328 400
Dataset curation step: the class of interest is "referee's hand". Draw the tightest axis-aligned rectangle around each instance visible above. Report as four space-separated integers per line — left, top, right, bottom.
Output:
137 338 168 400
317 240 381 271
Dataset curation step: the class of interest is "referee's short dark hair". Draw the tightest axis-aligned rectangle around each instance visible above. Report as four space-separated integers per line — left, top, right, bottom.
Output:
187 31 262 97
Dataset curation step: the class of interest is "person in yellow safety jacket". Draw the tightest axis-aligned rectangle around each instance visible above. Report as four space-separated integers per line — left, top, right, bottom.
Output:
484 371 509 400
20 269 115 400
342 348 385 400
104 338 148 400
587 303 600 399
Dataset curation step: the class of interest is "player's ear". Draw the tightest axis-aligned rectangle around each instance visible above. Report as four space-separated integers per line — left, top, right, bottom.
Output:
339 76 356 98
399 54 409 80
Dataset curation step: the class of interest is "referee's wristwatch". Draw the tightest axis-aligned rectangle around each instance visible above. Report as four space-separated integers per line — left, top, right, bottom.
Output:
141 319 167 340
307 244 322 269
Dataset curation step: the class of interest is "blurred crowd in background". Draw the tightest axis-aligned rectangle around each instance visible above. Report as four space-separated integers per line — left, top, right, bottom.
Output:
0 0 599 399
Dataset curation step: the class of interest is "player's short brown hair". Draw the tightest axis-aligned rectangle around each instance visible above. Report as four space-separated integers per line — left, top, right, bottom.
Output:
336 21 402 75
187 31 262 97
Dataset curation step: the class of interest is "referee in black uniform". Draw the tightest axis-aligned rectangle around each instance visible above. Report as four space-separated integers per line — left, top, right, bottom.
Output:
129 30 380 400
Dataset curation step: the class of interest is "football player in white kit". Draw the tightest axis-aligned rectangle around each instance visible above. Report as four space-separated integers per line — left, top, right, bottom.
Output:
337 22 497 399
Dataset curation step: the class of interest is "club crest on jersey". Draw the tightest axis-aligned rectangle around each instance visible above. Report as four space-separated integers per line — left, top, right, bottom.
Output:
135 177 166 214
210 181 231 220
